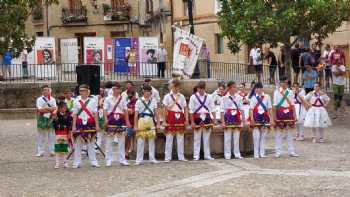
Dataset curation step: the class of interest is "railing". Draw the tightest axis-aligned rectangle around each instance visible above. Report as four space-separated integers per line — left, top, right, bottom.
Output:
0 61 349 93
61 7 88 24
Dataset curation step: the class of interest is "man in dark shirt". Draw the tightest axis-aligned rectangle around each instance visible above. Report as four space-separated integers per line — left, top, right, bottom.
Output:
311 43 321 68
264 47 278 84
300 48 314 74
291 43 305 83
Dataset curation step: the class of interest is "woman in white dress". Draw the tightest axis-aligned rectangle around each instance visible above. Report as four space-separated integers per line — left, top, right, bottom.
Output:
304 83 332 143
292 82 307 141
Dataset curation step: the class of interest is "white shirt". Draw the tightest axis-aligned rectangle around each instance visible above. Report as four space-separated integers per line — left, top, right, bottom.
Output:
273 88 295 108
293 89 306 105
332 65 346 85
249 93 272 114
210 89 225 107
305 91 330 106
151 86 161 104
36 96 57 118
250 48 263 65
189 93 215 114
220 93 243 113
162 91 187 112
135 97 158 115
72 97 98 120
158 48 168 62
103 95 127 114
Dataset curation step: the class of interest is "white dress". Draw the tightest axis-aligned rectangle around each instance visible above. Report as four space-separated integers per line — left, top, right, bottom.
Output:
304 92 332 128
293 89 307 124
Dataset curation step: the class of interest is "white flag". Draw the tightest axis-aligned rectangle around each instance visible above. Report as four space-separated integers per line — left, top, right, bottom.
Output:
172 27 204 78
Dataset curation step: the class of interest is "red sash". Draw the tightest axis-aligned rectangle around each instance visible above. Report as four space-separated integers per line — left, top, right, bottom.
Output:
78 99 95 121
107 96 123 117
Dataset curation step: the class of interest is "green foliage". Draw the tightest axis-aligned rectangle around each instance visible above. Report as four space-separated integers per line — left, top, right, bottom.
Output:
218 0 350 54
0 0 58 57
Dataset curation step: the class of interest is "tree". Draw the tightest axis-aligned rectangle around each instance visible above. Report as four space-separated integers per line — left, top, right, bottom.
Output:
0 0 58 58
218 0 350 79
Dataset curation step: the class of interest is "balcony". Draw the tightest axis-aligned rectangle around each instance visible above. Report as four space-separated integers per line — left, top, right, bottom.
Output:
61 7 88 25
103 3 131 22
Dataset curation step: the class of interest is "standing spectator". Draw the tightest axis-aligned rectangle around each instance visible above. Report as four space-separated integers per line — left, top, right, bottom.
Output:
249 45 263 82
1 50 12 80
157 43 167 78
199 42 211 78
300 48 314 73
332 59 346 114
278 46 287 80
310 44 321 68
323 44 333 89
291 43 305 83
330 46 345 66
303 64 318 93
264 47 278 84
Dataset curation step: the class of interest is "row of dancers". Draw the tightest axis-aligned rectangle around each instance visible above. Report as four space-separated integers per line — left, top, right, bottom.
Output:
35 77 332 168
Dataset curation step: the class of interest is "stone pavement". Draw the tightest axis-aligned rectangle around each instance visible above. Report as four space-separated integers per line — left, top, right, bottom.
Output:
0 111 350 197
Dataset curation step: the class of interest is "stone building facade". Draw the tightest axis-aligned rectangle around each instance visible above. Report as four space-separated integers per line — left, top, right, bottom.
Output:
25 0 350 65
25 0 173 63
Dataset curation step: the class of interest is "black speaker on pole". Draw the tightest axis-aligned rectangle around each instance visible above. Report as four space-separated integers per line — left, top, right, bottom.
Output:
76 64 100 95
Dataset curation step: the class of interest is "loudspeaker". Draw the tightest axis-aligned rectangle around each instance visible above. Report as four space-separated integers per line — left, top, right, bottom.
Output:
76 64 100 95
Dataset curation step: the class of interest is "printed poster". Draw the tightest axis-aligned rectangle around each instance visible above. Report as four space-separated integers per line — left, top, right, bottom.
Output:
104 38 113 74
60 38 79 72
113 37 139 74
34 37 56 78
84 37 104 76
138 37 158 76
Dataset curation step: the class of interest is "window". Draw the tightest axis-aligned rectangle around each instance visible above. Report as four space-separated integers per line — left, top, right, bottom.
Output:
214 0 222 14
36 32 44 37
69 0 82 10
215 34 224 54
146 0 153 14
183 0 195 16
111 0 124 9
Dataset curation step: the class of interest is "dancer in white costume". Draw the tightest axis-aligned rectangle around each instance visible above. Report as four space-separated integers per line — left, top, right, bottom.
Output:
211 82 226 122
103 82 131 167
304 83 332 143
220 81 245 159
292 82 307 141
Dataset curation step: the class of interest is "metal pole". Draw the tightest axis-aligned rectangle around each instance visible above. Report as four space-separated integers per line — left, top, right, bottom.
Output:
188 0 200 78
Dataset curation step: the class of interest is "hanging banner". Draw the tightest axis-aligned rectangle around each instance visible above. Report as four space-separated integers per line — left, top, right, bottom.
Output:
113 37 131 73
60 38 79 72
34 37 56 79
104 38 113 74
172 27 204 78
84 37 104 76
138 37 158 76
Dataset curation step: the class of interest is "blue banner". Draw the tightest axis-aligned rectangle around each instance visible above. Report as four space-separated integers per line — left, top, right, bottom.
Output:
113 38 131 73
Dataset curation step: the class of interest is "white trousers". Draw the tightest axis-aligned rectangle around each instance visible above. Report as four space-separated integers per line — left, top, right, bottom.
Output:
164 133 185 161
73 137 98 166
136 138 156 163
252 128 267 157
36 130 55 154
296 123 305 137
224 129 241 159
275 129 295 155
193 128 212 160
105 135 126 164
55 155 68 164
96 132 103 147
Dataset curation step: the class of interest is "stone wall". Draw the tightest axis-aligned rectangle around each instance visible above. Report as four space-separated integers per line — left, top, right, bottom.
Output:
0 79 220 109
